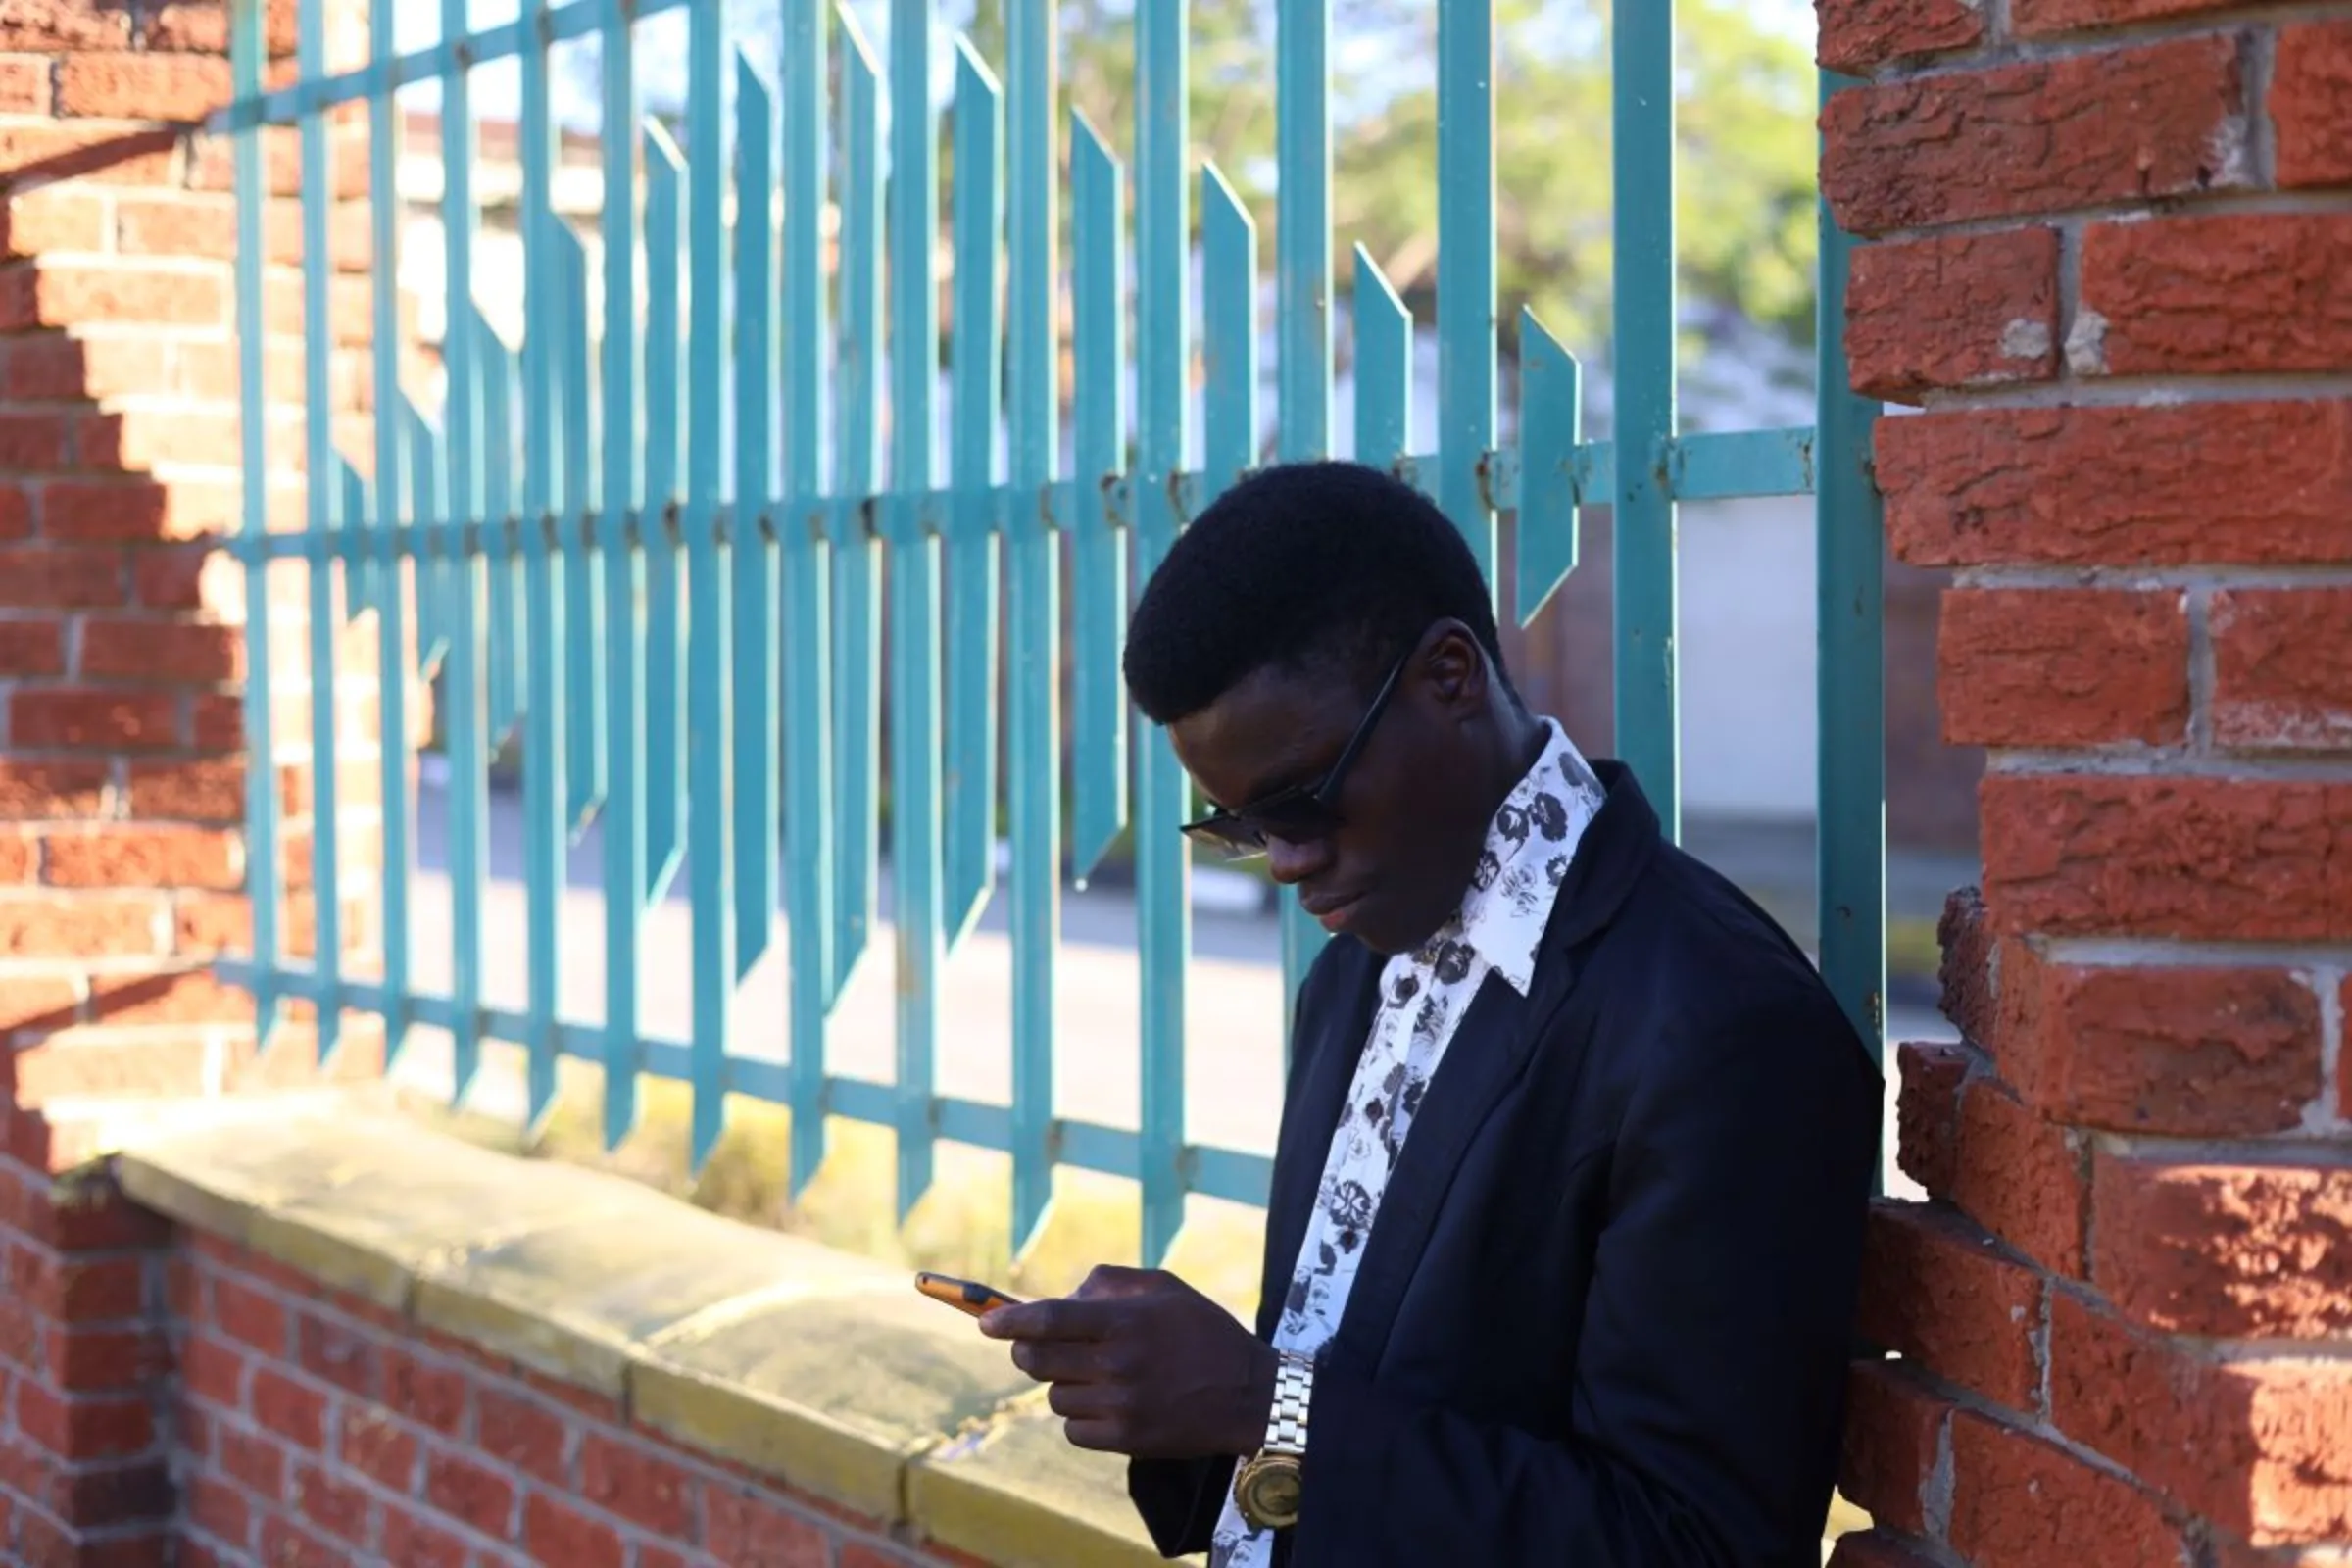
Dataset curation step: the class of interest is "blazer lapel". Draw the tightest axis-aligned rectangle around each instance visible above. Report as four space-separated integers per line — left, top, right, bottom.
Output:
1254 944 1381 1339
1325 760 1662 1373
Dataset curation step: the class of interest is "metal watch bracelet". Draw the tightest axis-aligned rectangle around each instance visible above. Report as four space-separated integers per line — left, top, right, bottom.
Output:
1264 1349 1314 1456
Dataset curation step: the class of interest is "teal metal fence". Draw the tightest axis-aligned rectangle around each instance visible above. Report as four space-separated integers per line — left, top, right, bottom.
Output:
220 0 1884 1265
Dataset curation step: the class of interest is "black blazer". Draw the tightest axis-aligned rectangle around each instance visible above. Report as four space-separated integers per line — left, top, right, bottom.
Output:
1130 761 1882 1565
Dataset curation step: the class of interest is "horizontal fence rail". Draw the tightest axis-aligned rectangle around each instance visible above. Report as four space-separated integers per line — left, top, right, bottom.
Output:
220 0 1885 1261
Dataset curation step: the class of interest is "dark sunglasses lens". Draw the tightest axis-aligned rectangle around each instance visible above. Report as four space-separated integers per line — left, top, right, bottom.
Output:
1250 797 1342 844
1182 816 1266 859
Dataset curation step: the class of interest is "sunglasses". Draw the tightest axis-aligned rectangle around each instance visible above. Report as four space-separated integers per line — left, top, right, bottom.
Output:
1179 648 1412 862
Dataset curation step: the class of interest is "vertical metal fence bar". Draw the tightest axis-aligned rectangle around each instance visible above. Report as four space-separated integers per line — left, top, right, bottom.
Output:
560 226 601 833
781 0 835 1200
1068 118 1125 883
887 0 944 1221
486 324 522 749
1436 0 1495 586
442 0 488 1102
365 0 407 1067
1276 0 1334 1040
598 0 646 1152
1514 311 1582 626
1135 0 1193 1266
296 0 339 1060
1202 168 1257 491
1609 0 1681 838
479 319 519 756
944 46 1003 951
1351 247 1410 469
645 171 687 906
1816 72 1887 1090
832 9 882 1004
518 0 564 1126
685 3 734 1164
402 403 441 1057
1005 14 1065 1255
734 57 781 981
229 0 280 1041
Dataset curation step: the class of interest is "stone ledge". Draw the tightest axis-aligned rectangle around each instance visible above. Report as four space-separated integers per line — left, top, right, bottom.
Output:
110 1096 1181 1568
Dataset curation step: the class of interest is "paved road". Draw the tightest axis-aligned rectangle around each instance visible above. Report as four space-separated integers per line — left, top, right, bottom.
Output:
390 780 1949 1195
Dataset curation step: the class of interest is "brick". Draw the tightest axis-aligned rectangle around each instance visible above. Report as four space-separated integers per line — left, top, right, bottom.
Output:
216 1416 283 1499
1938 588 2188 749
295 1311 381 1401
2050 1292 2352 1544
185 1474 250 1548
0 487 26 540
188 691 243 750
0 55 48 112
0 619 66 677
77 408 262 474
1839 1359 1950 1537
87 969 252 1028
523 1494 625 1568
0 546 125 610
2011 0 2237 31
0 832 34 882
13 1250 145 1318
0 897 166 958
207 1271 287 1357
0 188 108 257
0 411 74 473
143 0 303 56
1895 1041 1970 1199
1815 0 1983 72
0 263 227 331
1847 230 2057 401
1951 1079 2085 1278
2005 960 2323 1137
2093 1158 2352 1339
1948 1413 2185 1566
338 1408 417 1493
36 483 181 546
258 1514 344 1568
0 3 132 48
0 123 179 186
15 1031 211 1101
422 1446 514 1539
0 976 78 1037
474 1386 566 1482
2082 215 2352 377
378 1509 470 1568
45 828 240 890
705 1491 833 1568
79 619 243 685
2210 588 2352 753
48 1325 164 1393
1936 888 1996 1045
250 1367 325 1449
2276 21 2352 189
10 683 181 751
1981 776 2352 944
1882 401 2352 571
581 1432 698 1536
1857 1201 2043 1414
172 894 251 956
14 1383 155 1460
289 1459 372 1547
54 53 230 121
1823 36 2246 236
3 336 172 404
123 760 244 823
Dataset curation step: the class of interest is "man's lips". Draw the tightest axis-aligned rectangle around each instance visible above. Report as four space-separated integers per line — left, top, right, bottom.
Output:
1299 889 1363 924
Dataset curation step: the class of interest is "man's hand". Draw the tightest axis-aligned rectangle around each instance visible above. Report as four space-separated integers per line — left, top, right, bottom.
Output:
978 1264 1277 1460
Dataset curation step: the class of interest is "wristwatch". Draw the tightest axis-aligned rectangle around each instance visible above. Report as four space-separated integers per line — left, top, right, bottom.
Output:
1231 1349 1314 1531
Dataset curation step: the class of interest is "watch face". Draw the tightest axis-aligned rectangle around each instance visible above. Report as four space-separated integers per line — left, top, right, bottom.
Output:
1237 1456 1303 1530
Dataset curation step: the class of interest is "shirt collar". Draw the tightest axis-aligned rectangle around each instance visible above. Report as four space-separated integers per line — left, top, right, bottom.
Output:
1419 718 1605 997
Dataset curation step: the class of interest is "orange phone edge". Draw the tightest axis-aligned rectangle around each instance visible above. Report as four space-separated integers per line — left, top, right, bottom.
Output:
914 1271 1023 1318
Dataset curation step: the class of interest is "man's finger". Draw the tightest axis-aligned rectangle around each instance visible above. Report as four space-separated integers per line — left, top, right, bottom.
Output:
1072 1264 1160 1300
1045 1382 1121 1422
1061 1416 1131 1454
1008 1337 1120 1385
977 1296 1116 1343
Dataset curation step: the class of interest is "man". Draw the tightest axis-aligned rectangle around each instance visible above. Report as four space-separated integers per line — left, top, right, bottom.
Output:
980 461 1880 1565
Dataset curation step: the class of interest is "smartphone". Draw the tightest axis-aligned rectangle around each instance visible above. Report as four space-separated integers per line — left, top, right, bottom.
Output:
914 1271 1023 1318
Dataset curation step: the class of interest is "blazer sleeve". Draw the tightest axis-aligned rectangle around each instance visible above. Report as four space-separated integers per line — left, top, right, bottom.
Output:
1127 1454 1239 1559
1289 988 1881 1568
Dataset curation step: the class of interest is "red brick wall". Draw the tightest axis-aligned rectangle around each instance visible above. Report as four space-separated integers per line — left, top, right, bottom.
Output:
169 1230 992 1568
1823 0 2352 1563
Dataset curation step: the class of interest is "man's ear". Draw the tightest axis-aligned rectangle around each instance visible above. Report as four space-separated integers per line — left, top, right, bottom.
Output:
1420 621 1490 714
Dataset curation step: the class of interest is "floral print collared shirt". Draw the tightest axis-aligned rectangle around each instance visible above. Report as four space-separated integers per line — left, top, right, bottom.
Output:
1210 718 1607 1568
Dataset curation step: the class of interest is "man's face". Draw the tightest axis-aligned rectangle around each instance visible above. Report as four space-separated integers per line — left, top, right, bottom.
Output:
1165 628 1497 956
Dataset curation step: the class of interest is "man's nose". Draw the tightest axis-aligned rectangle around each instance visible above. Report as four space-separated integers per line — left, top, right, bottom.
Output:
1261 835 1331 887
